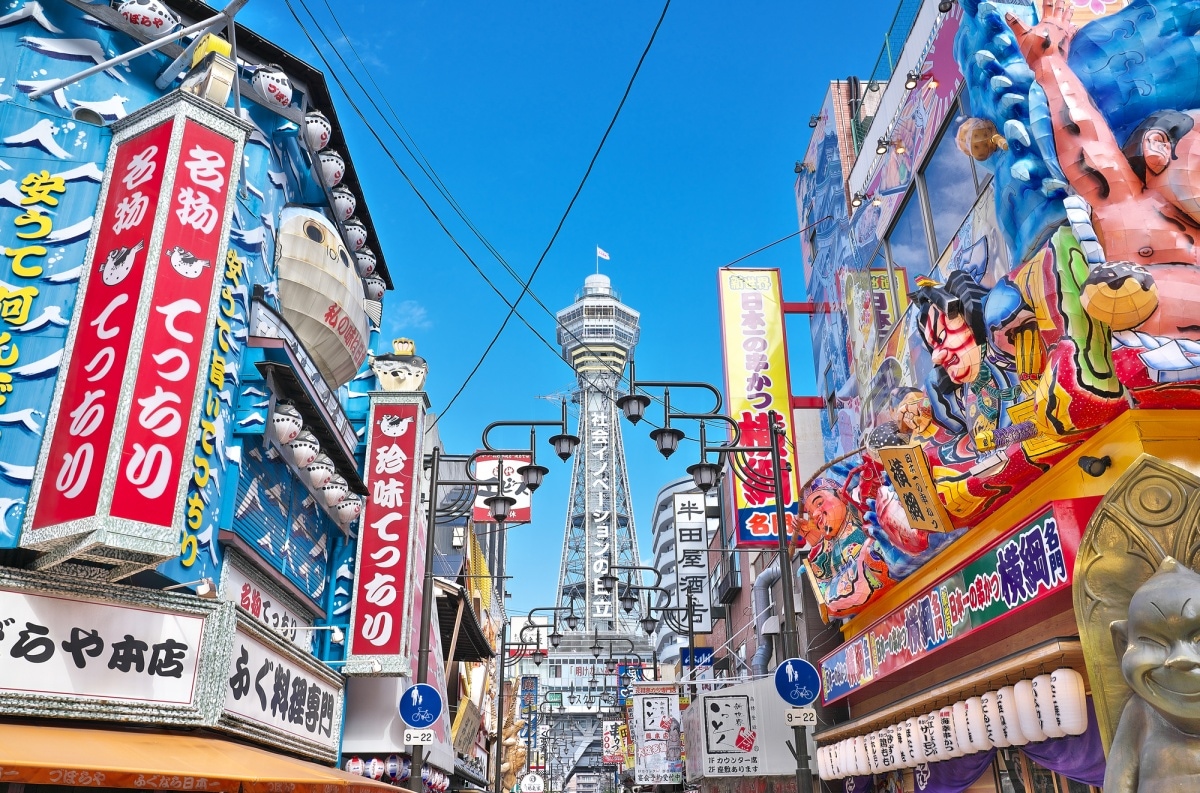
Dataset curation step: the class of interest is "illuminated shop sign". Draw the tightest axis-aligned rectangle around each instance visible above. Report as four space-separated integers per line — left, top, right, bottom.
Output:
819 505 1083 703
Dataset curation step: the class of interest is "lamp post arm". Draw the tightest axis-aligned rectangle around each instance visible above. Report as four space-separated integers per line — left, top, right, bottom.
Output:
612 563 662 590
481 400 571 452
627 360 724 414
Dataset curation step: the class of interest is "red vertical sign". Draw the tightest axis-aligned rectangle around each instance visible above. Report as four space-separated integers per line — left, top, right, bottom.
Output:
349 401 421 657
110 120 236 526
31 121 174 530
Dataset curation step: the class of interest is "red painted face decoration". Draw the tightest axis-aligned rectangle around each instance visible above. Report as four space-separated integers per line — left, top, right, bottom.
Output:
804 490 848 540
925 308 982 385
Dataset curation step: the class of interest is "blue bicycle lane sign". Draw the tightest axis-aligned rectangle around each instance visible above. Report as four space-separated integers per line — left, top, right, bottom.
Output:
399 683 443 728
773 658 821 707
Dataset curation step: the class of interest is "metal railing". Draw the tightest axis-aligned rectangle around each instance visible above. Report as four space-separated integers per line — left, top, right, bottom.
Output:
851 0 924 152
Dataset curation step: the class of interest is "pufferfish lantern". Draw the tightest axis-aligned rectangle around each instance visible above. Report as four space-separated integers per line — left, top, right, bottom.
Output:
304 110 332 152
369 338 428 393
318 149 345 189
251 63 292 109
275 207 370 388
118 0 180 37
343 217 368 252
355 247 377 278
331 186 357 222
955 118 1009 162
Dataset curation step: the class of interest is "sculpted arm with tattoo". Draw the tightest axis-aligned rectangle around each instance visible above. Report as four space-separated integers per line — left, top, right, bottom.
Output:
1006 0 1140 206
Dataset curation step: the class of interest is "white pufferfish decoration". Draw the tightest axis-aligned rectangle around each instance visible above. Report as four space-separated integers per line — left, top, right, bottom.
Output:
117 0 180 37
318 149 344 188
343 217 367 252
251 63 293 109
304 111 332 151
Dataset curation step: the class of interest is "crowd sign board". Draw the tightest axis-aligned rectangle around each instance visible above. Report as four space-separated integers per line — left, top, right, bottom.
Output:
24 93 248 567
819 507 1082 703
347 394 425 673
631 684 683 785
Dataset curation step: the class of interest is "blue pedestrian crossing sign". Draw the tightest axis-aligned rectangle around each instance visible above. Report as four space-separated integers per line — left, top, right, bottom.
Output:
399 683 443 728
774 658 820 707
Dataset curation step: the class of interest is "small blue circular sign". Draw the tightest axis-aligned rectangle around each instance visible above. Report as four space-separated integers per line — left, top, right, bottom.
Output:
774 658 821 707
399 683 443 728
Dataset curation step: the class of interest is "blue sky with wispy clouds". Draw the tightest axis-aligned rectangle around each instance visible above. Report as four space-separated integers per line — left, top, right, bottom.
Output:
241 0 899 613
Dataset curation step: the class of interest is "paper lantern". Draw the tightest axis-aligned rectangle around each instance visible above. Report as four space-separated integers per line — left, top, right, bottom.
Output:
321 473 349 506
289 430 320 468
1051 668 1089 736
816 747 829 779
344 217 368 251
118 0 180 36
271 402 303 445
996 685 1029 746
980 690 1011 748
364 275 387 301
355 247 377 277
365 758 385 780
952 701 975 754
833 742 844 778
902 717 921 767
853 736 870 776
964 697 994 752
938 707 965 757
345 757 364 775
879 726 897 770
251 64 293 108
306 453 336 489
1032 674 1066 738
385 755 402 781
305 111 332 152
917 713 940 761
1014 680 1049 743
319 149 345 188
332 186 357 222
334 493 362 526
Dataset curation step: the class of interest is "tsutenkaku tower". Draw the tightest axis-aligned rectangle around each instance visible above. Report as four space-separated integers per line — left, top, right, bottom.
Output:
555 274 646 636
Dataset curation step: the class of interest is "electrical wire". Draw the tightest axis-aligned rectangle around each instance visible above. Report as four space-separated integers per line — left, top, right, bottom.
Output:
289 0 687 435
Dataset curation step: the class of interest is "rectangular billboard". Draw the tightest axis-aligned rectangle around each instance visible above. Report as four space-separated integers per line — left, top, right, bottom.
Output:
472 453 533 523
631 684 683 785
717 268 801 548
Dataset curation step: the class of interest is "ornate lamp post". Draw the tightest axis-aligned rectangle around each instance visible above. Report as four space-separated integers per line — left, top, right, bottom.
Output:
618 363 814 793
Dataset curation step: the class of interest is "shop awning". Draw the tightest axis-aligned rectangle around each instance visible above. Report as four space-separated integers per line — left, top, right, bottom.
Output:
0 722 399 793
435 579 494 663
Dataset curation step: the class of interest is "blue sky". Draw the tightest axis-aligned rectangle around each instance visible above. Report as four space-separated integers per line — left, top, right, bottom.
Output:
240 1 899 614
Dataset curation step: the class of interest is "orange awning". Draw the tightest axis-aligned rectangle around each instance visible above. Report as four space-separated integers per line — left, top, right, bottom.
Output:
0 722 401 793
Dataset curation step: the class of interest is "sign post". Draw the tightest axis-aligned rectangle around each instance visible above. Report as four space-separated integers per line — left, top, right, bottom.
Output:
399 682 443 748
774 658 820 793
519 773 545 793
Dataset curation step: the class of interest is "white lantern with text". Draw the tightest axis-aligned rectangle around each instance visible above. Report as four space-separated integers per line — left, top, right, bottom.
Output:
1014 680 1048 743
964 697 993 753
997 685 1029 746
1051 668 1088 736
1032 674 1065 738
980 690 1011 748
938 707 964 758
854 736 870 776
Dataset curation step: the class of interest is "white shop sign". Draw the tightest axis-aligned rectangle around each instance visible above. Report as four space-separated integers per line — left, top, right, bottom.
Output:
224 562 313 651
223 626 339 750
0 588 204 705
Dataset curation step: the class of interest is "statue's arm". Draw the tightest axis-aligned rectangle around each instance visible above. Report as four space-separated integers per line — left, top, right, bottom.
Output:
1104 699 1144 793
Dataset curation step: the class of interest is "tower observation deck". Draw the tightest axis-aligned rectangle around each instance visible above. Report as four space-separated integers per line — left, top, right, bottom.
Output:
554 274 649 640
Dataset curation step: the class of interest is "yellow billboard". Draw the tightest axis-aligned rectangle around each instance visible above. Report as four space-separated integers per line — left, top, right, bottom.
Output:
717 268 802 548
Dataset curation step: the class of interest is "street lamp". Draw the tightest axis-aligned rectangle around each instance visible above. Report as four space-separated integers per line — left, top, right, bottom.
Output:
620 364 814 793
411 402 577 793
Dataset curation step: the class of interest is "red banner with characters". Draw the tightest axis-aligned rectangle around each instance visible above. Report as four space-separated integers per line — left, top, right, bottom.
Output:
30 121 173 529
348 399 423 660
111 120 236 527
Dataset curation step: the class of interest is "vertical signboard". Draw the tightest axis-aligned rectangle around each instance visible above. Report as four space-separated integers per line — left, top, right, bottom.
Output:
519 674 539 753
586 396 615 627
23 94 248 566
672 493 712 634
602 720 623 764
109 120 237 527
472 453 533 523
346 395 424 672
631 685 683 785
717 268 801 548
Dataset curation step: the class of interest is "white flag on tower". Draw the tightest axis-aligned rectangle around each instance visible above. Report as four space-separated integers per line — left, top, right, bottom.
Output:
596 246 610 261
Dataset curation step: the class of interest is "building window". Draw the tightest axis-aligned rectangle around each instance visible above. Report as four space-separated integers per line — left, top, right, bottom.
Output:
885 190 932 293
921 103 985 256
